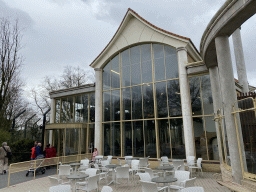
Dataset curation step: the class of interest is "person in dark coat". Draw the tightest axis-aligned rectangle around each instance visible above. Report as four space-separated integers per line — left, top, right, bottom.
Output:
35 143 43 158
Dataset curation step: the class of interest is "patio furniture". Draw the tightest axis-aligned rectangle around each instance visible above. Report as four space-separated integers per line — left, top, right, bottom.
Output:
155 165 174 177
188 158 203 177
138 172 151 182
70 163 82 173
152 176 177 188
115 167 130 187
139 158 150 170
95 155 104 164
161 156 171 166
77 168 98 187
182 177 196 188
172 160 185 171
129 160 140 180
48 176 63 186
180 187 204 192
168 171 190 191
59 165 72 179
101 186 113 192
107 156 113 164
49 184 72 192
145 168 159 179
98 160 109 184
140 181 168 192
76 175 100 192
106 164 121 185
124 156 133 165
187 156 195 167
79 159 91 171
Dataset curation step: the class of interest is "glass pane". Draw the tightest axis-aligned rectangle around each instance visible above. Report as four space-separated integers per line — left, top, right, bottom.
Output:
81 127 87 154
111 90 120 121
75 95 82 122
103 62 111 90
123 122 132 156
158 119 171 158
82 95 89 123
204 116 218 160
165 45 178 79
89 93 95 122
69 97 74 123
167 80 182 117
65 128 79 155
190 76 202 116
103 123 111 156
103 91 111 122
130 45 140 65
141 44 152 83
143 84 154 119
55 99 60 123
61 97 71 123
133 121 144 157
193 117 208 160
170 119 185 159
112 123 121 156
122 88 131 120
201 75 214 115
145 120 156 158
121 49 130 87
132 86 142 120
111 55 120 89
155 82 168 118
88 124 94 153
153 44 165 81
53 129 64 156
131 62 141 86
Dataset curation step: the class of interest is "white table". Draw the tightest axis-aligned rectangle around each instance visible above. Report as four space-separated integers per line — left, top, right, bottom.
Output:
69 163 82 173
106 164 121 185
67 173 88 192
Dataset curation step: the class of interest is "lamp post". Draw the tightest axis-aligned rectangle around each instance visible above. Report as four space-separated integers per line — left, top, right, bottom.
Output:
41 108 51 149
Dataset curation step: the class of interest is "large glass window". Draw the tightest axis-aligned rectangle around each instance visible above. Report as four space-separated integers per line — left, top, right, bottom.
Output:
102 43 214 159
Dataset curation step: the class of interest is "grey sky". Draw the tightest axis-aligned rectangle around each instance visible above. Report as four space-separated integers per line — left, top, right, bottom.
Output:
1 0 256 101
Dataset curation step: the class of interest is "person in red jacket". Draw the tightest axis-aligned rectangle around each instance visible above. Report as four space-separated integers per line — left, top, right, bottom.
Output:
50 145 57 157
44 144 51 158
31 141 38 160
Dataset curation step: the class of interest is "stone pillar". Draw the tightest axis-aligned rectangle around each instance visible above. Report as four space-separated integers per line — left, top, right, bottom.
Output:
209 66 223 163
232 28 249 93
94 68 103 155
215 36 243 184
177 47 195 158
49 98 55 145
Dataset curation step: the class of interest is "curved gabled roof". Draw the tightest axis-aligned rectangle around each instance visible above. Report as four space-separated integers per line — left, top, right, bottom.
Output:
90 8 200 68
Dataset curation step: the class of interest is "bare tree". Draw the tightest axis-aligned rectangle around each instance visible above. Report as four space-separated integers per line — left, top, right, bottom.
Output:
0 18 24 131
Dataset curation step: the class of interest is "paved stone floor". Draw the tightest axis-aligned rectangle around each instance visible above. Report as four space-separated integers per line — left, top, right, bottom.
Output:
0 171 230 192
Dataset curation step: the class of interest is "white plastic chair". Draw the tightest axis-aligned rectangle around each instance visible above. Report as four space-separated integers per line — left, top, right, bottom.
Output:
138 172 151 182
180 187 204 192
187 156 195 167
76 175 99 192
59 165 71 179
98 160 109 184
48 176 63 186
139 158 150 170
79 159 90 171
78 168 98 186
168 171 190 191
188 158 203 177
107 156 113 164
125 156 133 166
144 168 159 179
101 186 113 192
172 160 185 171
115 167 129 187
95 155 104 164
129 160 140 180
182 177 196 188
140 181 168 192
49 184 71 192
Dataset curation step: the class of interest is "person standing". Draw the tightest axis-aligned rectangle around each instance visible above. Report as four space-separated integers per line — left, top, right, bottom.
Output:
31 141 38 160
0 142 11 174
35 143 43 158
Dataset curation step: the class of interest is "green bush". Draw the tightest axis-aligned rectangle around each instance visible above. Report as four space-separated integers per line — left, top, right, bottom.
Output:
9 139 35 163
0 129 11 145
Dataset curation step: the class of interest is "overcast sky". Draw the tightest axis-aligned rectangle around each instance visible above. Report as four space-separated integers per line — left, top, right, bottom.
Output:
1 0 256 100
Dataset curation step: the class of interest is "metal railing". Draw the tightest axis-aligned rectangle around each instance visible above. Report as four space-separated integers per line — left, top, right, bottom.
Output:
7 153 91 187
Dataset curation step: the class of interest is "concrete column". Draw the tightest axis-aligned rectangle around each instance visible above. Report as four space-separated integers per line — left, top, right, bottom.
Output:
209 66 223 163
215 36 243 184
94 68 103 155
177 47 195 158
232 28 249 93
49 98 55 145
